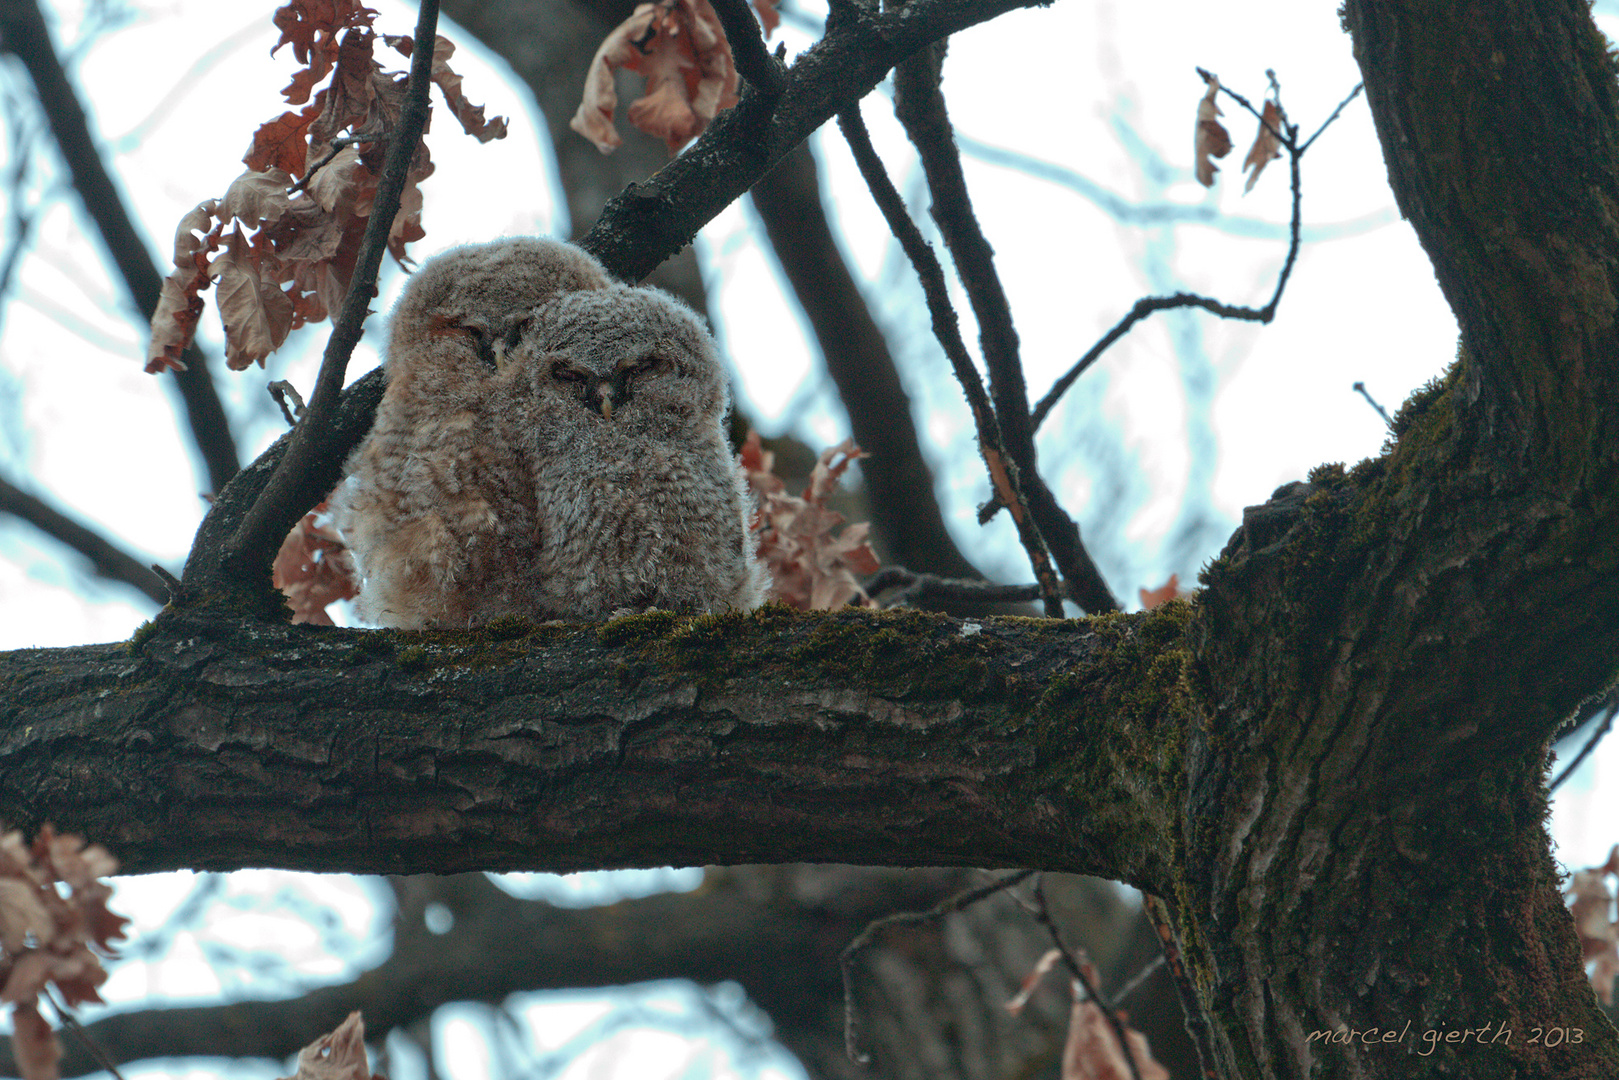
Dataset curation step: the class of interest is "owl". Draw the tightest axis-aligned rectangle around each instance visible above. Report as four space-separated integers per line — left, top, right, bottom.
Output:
331 237 769 628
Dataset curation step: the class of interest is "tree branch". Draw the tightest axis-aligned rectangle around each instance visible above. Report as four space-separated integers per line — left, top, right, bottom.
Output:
707 0 786 97
576 0 1048 281
0 0 240 495
0 606 1184 887
837 104 1065 617
216 0 439 591
892 43 1118 615
749 142 981 581
0 473 168 605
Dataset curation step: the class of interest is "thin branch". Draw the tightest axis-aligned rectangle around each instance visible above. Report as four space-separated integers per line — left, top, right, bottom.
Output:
576 0 1047 282
1551 706 1615 792
841 869 1035 1063
1023 875 1142 1080
707 0 786 97
219 0 439 588
1111 954 1167 1005
1353 381 1395 430
864 566 1083 608
837 102 1065 618
1300 82 1365 155
42 987 127 1080
0 473 168 605
1142 892 1218 1080
892 43 1119 615
0 0 240 495
1029 77 1342 433
268 380 306 427
749 142 980 580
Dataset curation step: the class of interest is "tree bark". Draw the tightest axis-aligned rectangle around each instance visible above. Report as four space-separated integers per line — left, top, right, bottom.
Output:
0 605 1183 886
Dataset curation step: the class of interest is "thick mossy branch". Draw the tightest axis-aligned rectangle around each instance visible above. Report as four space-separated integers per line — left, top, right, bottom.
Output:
0 605 1191 884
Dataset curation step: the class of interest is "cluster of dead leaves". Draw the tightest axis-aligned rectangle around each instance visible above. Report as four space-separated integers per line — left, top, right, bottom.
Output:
1194 73 1285 193
146 0 506 374
273 500 358 625
1007 950 1171 1080
571 0 779 155
0 826 128 1080
743 431 881 611
1566 844 1619 1005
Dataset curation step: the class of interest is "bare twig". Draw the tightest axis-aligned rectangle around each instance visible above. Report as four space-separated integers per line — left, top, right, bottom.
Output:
268 380 307 427
750 144 980 579
42 987 128 1080
0 473 169 605
0 0 241 495
841 869 1035 1063
893 44 1120 616
1300 82 1365 154
1028 74 1354 434
864 566 1087 608
836 103 1065 617
1551 706 1615 792
1112 953 1167 1005
1142 892 1218 1080
219 0 439 588
1022 875 1142 1080
707 0 786 96
1353 381 1395 429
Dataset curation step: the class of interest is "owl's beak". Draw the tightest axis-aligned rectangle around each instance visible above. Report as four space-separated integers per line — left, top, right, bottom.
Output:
587 378 618 420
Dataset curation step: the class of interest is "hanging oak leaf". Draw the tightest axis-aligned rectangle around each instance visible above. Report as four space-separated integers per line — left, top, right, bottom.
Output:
1194 74 1231 187
1242 99 1286 194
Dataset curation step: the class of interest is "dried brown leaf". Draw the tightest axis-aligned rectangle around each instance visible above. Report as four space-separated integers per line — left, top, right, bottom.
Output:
1565 844 1619 1004
1062 996 1171 1080
1194 75 1231 188
571 0 739 155
752 0 780 35
1242 100 1285 194
746 432 878 610
1137 574 1184 611
280 1011 377 1080
0 882 51 956
10 1002 60 1080
274 500 359 625
247 106 322 176
214 239 297 369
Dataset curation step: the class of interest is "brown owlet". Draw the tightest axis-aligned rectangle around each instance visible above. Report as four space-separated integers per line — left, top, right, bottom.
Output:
331 237 769 628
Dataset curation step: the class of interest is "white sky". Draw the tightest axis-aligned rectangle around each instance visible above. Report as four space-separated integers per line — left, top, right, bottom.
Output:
0 0 1616 1074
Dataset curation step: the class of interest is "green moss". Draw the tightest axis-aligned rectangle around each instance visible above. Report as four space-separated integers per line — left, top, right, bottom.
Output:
1307 462 1345 485
396 645 428 671
1027 602 1197 849
128 619 158 653
597 609 680 646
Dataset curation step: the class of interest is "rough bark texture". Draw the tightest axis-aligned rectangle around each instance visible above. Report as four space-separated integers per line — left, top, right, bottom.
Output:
0 605 1185 886
1150 1 1619 1077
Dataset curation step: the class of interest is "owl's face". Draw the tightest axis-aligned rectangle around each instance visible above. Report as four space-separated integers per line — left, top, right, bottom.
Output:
384 238 613 391
505 285 728 439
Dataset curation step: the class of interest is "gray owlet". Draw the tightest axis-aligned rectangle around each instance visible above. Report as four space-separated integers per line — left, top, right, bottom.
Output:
331 237 769 628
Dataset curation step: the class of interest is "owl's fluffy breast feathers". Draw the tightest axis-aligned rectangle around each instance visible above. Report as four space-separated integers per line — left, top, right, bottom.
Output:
332 237 769 628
